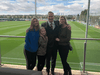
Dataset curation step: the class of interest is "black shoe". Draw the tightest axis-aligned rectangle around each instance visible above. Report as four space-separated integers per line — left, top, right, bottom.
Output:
68 69 72 75
64 70 68 75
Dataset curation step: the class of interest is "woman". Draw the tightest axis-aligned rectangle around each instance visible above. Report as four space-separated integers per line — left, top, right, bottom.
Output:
37 27 48 71
24 18 40 70
56 16 72 75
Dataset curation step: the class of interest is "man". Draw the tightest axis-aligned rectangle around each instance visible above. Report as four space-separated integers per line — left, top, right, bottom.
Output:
41 11 59 75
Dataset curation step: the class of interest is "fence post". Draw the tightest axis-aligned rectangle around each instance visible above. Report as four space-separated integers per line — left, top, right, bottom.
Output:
83 42 87 73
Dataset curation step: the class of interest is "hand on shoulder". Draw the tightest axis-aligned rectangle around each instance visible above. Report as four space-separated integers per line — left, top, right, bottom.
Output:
67 24 71 30
26 29 29 33
26 24 33 33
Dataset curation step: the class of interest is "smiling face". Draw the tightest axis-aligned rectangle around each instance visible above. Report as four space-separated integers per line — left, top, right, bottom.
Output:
40 27 46 36
48 12 54 23
32 18 39 27
59 16 67 25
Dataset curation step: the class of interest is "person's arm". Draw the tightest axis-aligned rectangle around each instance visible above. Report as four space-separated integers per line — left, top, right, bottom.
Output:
25 31 31 48
26 24 33 33
56 25 71 42
59 32 71 42
26 28 30 33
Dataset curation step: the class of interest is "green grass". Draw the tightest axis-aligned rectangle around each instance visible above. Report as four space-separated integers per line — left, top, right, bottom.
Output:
0 21 100 72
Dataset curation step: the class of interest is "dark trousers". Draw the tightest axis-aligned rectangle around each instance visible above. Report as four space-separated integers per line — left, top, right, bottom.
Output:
37 55 46 71
46 47 57 72
24 49 37 70
58 45 71 72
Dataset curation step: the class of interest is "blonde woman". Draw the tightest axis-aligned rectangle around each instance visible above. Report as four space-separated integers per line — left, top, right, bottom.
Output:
24 18 40 70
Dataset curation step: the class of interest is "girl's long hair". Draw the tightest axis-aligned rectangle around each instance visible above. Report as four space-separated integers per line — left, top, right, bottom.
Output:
39 27 47 40
29 18 40 31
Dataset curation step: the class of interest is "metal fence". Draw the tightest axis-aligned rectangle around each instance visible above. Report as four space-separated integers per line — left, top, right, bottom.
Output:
0 35 100 73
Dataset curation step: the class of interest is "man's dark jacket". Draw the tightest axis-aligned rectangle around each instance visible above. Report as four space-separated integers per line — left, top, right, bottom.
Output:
41 21 59 49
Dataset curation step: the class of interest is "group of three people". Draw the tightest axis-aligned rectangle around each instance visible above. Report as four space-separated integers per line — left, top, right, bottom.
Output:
24 11 72 75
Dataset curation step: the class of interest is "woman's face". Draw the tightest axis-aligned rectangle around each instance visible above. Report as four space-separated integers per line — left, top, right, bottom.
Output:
32 19 39 27
40 28 46 36
59 17 66 25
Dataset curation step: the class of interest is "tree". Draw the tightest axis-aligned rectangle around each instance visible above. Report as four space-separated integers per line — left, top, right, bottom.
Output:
77 14 79 20
79 9 87 22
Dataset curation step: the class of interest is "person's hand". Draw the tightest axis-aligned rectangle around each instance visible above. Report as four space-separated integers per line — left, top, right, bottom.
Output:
55 38 60 41
26 29 29 33
40 34 43 37
30 24 33 29
67 25 71 30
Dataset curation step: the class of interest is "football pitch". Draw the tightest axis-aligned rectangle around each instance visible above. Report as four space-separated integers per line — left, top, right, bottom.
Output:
0 21 100 72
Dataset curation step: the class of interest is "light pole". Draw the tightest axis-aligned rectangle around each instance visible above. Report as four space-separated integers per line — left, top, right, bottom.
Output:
35 0 37 18
83 0 90 73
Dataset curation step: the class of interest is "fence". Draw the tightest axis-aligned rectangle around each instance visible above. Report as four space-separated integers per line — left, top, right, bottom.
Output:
0 35 100 73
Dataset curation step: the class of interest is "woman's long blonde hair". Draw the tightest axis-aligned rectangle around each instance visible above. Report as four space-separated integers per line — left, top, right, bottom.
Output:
29 18 40 31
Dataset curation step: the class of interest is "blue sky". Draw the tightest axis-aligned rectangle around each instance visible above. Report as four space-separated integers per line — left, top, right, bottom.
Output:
0 0 100 15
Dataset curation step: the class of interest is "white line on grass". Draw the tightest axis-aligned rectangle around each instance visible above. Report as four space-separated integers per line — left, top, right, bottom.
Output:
1 57 25 60
2 61 26 65
80 62 100 66
80 62 83 69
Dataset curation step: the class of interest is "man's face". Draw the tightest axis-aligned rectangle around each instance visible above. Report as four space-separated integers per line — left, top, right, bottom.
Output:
48 13 54 23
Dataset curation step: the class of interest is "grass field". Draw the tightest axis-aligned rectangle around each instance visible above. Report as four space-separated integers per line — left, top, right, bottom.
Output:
0 21 100 72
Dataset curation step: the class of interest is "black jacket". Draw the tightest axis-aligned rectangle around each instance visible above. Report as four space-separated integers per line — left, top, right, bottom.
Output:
41 21 59 49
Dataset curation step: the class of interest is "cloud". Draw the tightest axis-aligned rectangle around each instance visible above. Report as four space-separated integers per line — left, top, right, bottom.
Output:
37 2 84 15
90 0 100 13
0 0 100 15
0 1 35 12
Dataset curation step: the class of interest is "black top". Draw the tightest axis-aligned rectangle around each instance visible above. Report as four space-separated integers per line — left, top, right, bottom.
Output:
58 25 71 45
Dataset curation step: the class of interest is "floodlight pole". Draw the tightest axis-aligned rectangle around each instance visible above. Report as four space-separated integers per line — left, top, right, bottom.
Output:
83 0 90 73
35 0 37 18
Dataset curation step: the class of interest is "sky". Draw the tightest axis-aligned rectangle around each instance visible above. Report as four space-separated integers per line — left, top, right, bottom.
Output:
0 0 100 15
